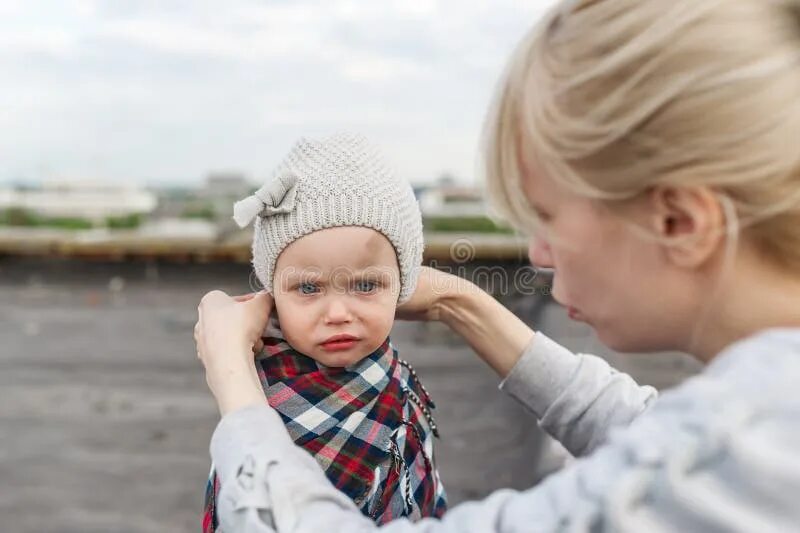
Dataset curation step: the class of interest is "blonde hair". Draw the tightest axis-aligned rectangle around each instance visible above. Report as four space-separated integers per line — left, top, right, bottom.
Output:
484 0 800 271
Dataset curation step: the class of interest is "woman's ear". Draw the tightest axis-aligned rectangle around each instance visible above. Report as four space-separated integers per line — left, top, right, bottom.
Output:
647 185 726 268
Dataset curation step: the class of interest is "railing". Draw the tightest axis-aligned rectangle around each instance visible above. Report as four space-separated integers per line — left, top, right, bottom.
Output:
0 228 529 263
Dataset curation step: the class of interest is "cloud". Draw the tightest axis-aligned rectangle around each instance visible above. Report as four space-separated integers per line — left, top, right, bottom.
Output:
0 0 555 186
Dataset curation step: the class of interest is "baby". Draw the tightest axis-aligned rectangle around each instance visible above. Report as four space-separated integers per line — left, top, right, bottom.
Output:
202 133 447 531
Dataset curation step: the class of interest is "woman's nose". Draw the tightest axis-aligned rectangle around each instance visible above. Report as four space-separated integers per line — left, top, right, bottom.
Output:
528 236 554 269
323 297 353 325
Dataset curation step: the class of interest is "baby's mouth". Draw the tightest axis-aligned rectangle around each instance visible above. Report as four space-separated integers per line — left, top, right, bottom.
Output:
320 334 359 352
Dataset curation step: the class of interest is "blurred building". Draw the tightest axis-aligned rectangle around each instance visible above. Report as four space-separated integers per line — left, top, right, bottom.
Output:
151 172 253 224
418 184 487 218
202 172 252 199
198 172 254 231
0 181 157 223
137 217 218 240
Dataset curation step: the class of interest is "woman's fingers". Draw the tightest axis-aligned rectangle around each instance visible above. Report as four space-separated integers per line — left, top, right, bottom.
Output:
241 292 274 323
253 338 265 354
396 266 439 321
194 289 272 362
193 289 271 415
200 289 231 308
194 320 203 359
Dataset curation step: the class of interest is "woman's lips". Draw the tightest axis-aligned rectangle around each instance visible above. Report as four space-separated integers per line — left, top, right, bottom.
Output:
554 294 583 321
320 334 359 352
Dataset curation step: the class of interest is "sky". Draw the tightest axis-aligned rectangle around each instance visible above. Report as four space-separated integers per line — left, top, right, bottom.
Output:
1 0 555 187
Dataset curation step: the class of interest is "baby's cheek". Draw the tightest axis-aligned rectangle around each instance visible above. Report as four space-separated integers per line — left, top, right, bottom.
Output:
279 318 315 354
366 307 396 344
276 296 314 333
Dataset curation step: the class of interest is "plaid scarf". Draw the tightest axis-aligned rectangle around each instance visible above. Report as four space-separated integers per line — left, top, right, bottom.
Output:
203 321 447 531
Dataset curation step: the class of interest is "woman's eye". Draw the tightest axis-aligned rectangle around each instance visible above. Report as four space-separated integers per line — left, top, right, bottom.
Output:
354 280 377 293
531 204 553 224
298 282 319 295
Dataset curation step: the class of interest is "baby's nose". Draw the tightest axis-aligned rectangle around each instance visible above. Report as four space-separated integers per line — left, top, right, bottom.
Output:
323 297 353 324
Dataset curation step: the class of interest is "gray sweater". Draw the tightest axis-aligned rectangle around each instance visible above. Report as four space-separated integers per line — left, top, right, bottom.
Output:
209 328 800 532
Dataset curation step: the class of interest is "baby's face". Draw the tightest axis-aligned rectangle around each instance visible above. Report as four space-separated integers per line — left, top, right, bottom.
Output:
272 226 401 367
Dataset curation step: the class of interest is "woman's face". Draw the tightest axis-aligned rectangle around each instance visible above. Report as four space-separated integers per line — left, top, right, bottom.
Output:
521 159 697 353
272 226 401 367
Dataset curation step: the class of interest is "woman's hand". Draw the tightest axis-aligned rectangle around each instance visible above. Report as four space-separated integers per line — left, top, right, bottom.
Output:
398 266 535 377
194 290 273 416
396 266 482 322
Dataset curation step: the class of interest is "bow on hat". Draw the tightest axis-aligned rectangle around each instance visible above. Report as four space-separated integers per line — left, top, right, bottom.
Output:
232 173 298 228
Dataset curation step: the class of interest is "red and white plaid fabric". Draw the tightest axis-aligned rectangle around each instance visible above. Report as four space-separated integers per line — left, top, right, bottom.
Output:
203 320 447 531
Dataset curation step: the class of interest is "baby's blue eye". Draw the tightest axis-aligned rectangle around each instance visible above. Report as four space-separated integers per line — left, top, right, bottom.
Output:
354 280 377 293
298 282 319 295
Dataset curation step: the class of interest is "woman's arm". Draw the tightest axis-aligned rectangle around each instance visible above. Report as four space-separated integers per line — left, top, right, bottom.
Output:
212 366 799 533
501 332 657 456
435 274 535 378
399 268 657 456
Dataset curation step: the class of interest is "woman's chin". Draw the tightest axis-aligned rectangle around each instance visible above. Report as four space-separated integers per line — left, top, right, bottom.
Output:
596 327 657 355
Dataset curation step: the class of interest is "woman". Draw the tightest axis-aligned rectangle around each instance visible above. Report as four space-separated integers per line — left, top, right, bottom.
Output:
194 0 800 530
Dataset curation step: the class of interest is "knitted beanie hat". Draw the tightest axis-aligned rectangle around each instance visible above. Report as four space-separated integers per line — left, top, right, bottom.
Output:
232 133 424 303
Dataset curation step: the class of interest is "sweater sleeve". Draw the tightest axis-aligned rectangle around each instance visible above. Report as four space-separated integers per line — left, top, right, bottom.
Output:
209 331 800 533
499 332 658 456
209 376 800 533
